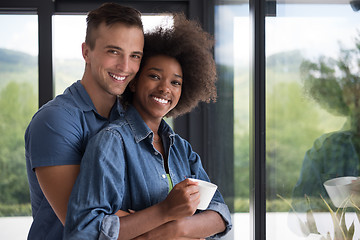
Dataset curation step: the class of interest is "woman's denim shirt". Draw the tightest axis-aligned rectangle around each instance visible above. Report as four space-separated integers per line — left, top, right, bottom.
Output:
64 105 232 240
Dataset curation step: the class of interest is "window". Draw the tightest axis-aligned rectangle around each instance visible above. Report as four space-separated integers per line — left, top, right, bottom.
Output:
215 2 250 238
5 0 359 239
266 3 360 239
0 13 38 236
53 15 85 95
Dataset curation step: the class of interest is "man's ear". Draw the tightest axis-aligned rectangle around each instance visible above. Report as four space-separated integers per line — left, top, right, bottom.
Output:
82 42 90 63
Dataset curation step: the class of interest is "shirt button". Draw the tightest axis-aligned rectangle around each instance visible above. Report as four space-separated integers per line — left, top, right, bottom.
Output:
154 152 158 155
162 174 166 179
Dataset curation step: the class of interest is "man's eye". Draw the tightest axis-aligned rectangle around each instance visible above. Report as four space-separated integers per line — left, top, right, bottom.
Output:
109 50 118 54
131 54 142 59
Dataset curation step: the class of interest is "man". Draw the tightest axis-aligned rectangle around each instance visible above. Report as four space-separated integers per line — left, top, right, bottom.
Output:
25 3 144 239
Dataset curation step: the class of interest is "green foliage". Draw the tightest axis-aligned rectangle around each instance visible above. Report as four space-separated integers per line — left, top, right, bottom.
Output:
233 48 347 208
234 197 249 213
0 48 38 91
233 197 295 212
0 81 37 205
300 31 360 119
265 69 343 200
0 49 83 216
234 65 250 200
0 203 31 217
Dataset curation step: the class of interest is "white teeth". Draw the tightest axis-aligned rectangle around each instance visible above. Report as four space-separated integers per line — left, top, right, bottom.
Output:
109 73 126 81
153 96 168 104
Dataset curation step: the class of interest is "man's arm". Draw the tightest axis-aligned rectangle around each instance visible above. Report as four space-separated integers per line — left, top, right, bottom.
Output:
36 165 131 226
36 165 80 225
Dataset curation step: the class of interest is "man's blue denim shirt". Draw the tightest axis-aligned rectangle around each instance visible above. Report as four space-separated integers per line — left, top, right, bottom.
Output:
64 105 232 239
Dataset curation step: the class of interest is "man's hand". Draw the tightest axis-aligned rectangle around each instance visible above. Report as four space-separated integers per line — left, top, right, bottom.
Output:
115 209 134 217
132 220 204 240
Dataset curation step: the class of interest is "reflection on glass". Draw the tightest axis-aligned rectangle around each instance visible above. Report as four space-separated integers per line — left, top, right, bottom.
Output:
0 15 38 216
53 14 173 96
266 3 360 239
215 2 250 239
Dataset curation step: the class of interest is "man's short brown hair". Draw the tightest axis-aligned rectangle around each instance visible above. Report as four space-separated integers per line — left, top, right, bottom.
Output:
85 3 143 49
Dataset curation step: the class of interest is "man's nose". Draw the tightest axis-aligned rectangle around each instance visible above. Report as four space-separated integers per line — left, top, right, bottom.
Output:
116 55 129 72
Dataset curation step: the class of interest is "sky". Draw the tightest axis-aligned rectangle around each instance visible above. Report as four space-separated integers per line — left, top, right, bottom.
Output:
0 14 172 59
0 15 38 56
215 4 359 66
0 4 359 64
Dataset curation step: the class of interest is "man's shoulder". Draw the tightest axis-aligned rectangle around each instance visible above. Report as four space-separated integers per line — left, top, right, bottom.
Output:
27 88 90 135
34 83 91 119
33 97 82 122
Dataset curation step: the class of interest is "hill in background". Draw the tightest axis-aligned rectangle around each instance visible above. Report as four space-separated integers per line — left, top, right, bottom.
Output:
0 48 83 95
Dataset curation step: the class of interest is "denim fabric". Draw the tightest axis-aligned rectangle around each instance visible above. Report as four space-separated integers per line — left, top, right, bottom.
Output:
99 215 119 240
25 80 122 240
64 105 232 239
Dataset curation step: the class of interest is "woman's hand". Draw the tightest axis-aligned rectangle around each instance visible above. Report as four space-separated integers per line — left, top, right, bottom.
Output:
159 179 200 221
116 180 201 240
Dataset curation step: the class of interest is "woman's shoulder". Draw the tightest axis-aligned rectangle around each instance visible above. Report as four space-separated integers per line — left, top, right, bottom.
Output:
104 118 130 135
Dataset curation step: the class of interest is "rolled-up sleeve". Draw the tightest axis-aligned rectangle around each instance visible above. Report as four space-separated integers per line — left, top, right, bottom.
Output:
206 199 232 239
64 129 125 240
98 215 120 240
186 142 233 238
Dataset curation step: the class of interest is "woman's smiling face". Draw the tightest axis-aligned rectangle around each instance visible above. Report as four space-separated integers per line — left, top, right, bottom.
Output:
131 55 183 123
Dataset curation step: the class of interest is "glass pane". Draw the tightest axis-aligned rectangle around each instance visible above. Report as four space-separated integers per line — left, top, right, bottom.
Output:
53 14 173 96
215 1 250 239
52 15 86 96
0 14 38 238
266 3 360 239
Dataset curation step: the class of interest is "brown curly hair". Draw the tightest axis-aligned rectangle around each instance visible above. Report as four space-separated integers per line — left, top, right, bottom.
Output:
121 13 217 118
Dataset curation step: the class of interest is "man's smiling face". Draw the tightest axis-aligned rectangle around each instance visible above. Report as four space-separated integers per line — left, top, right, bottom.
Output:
83 22 144 97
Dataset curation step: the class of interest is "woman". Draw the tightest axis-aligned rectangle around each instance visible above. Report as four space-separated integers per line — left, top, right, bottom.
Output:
64 13 232 240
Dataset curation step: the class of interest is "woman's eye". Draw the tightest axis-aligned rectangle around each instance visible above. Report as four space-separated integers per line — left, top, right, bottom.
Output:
149 74 160 80
172 80 182 86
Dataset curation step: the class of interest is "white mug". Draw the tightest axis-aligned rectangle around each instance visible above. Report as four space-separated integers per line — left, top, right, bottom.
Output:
188 178 218 210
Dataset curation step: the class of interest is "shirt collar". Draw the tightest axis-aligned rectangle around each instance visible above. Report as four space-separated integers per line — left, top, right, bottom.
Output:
125 105 175 143
67 80 123 120
65 80 95 112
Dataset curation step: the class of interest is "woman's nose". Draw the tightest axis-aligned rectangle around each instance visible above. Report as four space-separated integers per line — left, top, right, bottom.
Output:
158 80 170 93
